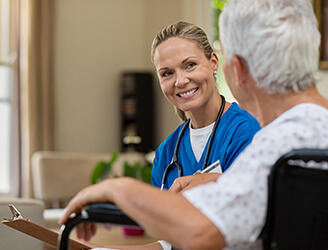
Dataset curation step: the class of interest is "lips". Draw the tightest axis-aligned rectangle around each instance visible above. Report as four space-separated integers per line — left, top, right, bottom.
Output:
177 88 198 98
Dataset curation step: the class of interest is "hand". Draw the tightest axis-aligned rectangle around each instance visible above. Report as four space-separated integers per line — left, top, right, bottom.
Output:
75 223 97 241
59 178 119 226
75 223 112 241
169 173 221 193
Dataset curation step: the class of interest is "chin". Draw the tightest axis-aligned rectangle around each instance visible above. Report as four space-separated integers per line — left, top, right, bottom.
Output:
177 102 199 112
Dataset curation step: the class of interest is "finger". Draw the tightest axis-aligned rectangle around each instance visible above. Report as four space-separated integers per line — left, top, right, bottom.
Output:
86 223 97 241
59 202 79 225
59 180 115 225
104 224 112 231
180 183 197 193
90 223 97 238
84 223 92 241
59 194 85 225
60 186 96 225
169 181 183 193
59 207 74 225
76 224 85 240
76 223 97 241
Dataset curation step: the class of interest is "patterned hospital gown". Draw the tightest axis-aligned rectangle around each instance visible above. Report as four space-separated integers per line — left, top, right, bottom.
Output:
184 103 328 249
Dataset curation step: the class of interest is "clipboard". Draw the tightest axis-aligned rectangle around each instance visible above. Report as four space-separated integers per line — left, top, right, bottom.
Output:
1 204 93 250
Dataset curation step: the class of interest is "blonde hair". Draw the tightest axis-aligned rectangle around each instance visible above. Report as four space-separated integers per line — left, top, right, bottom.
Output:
151 21 214 121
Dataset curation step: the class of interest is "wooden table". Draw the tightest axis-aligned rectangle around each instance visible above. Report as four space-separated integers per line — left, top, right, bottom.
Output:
45 224 157 249
89 225 157 247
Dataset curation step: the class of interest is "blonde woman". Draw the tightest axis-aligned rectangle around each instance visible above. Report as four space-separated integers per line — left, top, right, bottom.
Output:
150 21 260 190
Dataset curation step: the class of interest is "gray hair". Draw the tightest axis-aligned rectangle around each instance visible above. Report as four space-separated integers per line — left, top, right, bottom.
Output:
219 0 320 94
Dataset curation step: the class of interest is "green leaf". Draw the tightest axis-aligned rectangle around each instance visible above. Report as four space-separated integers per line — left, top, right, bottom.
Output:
211 0 228 11
109 151 119 164
102 162 113 179
90 161 106 184
140 165 152 184
123 161 152 184
90 152 119 184
123 161 138 178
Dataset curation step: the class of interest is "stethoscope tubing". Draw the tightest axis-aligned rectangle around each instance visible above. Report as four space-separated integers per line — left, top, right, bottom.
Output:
202 95 225 170
160 95 226 190
160 120 189 190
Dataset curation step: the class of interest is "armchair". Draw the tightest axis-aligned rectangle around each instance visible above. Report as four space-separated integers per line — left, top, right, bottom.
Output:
31 151 146 229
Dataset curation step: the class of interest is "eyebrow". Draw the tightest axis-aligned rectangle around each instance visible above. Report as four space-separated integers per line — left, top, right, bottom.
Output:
158 67 168 72
158 56 197 72
182 56 196 64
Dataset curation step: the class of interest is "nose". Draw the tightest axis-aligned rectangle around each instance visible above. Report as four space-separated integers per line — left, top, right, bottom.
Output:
175 70 189 88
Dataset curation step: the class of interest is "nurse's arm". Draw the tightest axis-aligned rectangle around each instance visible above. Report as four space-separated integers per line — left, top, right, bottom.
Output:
60 177 226 250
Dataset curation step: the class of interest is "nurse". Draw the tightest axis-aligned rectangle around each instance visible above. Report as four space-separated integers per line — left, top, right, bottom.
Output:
151 21 260 189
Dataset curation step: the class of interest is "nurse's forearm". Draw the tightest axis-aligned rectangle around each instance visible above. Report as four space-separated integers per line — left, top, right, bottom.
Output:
109 178 226 250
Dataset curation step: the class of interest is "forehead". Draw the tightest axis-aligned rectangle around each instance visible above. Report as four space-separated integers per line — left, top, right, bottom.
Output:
153 37 205 68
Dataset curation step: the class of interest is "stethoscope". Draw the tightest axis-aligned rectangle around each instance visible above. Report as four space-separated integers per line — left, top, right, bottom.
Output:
160 95 226 190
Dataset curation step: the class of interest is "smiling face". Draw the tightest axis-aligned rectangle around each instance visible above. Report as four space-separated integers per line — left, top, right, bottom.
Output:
153 37 219 115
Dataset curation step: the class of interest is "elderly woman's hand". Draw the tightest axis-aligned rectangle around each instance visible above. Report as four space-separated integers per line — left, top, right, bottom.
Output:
169 173 221 193
75 223 98 241
59 178 119 226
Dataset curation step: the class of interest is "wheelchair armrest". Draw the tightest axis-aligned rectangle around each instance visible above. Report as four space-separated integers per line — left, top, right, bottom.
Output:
58 203 140 250
83 203 139 226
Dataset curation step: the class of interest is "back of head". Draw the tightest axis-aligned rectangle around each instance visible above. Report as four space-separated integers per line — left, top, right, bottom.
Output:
219 0 320 94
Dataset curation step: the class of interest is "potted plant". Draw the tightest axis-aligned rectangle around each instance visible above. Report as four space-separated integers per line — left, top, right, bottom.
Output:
90 151 154 236
90 152 119 184
120 151 153 236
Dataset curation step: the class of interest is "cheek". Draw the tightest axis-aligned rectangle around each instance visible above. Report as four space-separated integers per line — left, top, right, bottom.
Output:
160 81 172 98
194 66 214 84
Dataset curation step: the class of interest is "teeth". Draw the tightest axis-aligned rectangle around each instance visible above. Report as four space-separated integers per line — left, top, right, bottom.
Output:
180 88 197 97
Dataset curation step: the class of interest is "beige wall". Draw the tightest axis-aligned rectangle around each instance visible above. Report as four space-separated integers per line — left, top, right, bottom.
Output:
54 0 328 154
54 0 185 153
317 70 328 99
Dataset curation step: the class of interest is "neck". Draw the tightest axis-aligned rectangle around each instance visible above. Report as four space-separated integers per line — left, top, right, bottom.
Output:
246 85 328 127
188 93 230 129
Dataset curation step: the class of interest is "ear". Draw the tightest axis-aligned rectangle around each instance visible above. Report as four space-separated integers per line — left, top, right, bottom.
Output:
210 52 219 72
231 55 249 87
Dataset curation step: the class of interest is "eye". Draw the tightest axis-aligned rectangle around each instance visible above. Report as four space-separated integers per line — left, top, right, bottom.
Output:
162 71 173 78
186 62 196 69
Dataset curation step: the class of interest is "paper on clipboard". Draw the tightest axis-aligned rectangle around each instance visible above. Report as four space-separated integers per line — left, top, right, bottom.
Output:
193 159 222 175
1 204 93 250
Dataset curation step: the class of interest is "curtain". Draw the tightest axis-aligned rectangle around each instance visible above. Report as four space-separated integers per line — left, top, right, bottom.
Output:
20 0 55 197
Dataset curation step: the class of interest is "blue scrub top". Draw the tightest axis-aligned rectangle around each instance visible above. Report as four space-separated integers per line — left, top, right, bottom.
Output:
151 103 261 189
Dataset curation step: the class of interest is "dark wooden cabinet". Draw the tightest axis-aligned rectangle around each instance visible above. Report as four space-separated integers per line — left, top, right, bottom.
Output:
120 72 155 153
313 0 328 68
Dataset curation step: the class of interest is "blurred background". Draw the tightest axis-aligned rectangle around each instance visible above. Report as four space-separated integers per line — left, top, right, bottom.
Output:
1 1 328 249
1 0 328 199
